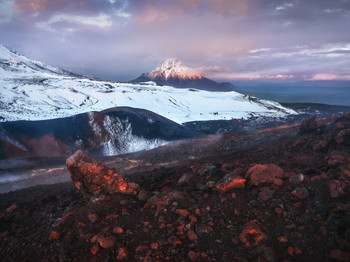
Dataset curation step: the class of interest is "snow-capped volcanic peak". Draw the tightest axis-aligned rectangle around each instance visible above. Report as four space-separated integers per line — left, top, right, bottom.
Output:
146 58 202 80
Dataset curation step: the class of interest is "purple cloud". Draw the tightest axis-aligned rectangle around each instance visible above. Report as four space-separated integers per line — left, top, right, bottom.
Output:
0 0 349 81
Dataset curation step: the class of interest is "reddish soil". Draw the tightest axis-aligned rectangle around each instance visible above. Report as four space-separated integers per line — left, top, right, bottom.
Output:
1 114 350 262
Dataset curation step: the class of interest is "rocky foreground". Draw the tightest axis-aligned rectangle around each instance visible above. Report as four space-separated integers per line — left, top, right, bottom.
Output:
1 114 350 261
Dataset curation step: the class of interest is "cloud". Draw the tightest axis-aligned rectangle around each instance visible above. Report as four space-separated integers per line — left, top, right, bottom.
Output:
37 13 113 32
275 3 294 11
1 0 350 82
12 0 49 12
0 0 16 23
193 66 231 77
309 73 350 81
249 48 272 53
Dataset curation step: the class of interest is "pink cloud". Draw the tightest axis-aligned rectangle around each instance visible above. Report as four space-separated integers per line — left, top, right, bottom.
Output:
12 0 51 12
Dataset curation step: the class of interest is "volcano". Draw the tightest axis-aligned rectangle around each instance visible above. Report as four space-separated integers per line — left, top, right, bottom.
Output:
131 58 234 91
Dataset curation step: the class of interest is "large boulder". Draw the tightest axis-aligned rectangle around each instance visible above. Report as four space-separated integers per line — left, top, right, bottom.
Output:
215 172 246 192
246 164 284 186
66 150 139 197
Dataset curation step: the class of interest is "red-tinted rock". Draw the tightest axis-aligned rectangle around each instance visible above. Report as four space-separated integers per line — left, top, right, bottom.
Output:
330 249 350 261
98 234 116 249
259 188 274 202
113 226 124 234
175 209 190 217
246 164 284 186
168 235 181 246
196 224 213 235
291 187 309 199
329 180 344 198
239 220 266 247
116 246 129 260
188 251 201 262
273 178 283 186
88 213 99 223
6 204 18 213
91 244 100 255
187 230 198 241
215 172 246 192
150 242 159 249
138 189 150 202
66 150 139 197
49 231 60 240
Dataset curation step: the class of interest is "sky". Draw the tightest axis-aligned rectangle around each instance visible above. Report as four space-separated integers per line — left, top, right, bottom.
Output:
0 0 350 82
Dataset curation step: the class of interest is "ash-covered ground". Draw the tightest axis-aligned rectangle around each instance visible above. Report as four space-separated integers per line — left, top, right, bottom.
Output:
0 113 350 261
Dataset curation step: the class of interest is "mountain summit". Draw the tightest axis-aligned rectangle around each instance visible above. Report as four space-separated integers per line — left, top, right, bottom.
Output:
146 58 202 80
131 58 234 92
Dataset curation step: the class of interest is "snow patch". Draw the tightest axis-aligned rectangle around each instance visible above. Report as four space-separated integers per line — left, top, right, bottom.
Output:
101 116 167 156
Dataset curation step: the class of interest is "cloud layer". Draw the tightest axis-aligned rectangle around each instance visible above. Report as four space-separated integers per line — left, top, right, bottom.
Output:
1 0 350 81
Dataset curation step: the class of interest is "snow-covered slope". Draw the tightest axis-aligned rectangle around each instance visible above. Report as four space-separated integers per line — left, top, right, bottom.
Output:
0 45 297 123
0 45 75 77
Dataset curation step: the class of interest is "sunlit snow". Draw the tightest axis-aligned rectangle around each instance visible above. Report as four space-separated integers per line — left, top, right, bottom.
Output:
0 45 297 123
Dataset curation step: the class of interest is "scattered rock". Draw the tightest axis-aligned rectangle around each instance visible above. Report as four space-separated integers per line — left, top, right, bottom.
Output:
329 180 344 198
98 234 116 249
189 214 198 223
291 187 309 199
91 244 100 255
187 230 198 241
239 220 266 247
260 246 276 262
214 172 246 192
138 189 150 202
113 226 124 234
258 188 274 202
277 236 288 243
196 224 213 235
288 173 304 186
66 150 139 197
6 204 18 213
49 231 60 240
168 235 181 246
116 246 129 260
246 164 284 186
175 209 190 217
188 251 201 262
150 242 159 249
177 173 193 185
330 250 350 261
88 213 99 223
299 116 317 134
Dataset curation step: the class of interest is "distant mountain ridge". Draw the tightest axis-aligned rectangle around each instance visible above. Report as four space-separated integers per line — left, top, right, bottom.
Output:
131 58 234 92
0 44 296 124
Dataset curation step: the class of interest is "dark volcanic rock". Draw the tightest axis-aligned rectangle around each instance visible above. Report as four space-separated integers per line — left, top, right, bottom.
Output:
3 113 350 262
215 172 246 192
299 116 317 134
246 164 284 186
66 150 139 197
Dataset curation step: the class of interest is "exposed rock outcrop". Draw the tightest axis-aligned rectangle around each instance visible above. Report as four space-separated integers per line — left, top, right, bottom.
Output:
66 150 139 197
